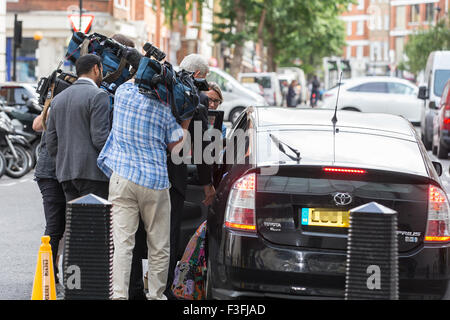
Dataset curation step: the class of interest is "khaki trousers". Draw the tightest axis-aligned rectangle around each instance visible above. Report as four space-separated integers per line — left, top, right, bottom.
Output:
109 172 171 300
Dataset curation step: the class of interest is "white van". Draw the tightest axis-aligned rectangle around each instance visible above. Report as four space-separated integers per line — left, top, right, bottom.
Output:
207 67 267 124
277 67 308 105
238 72 283 106
419 51 450 150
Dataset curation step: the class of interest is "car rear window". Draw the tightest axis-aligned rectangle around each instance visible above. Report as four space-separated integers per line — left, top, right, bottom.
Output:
348 82 388 93
434 70 450 97
257 129 427 176
241 76 272 89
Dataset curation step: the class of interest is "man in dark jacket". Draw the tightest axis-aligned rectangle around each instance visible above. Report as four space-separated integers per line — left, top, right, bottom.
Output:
164 54 216 299
46 54 110 201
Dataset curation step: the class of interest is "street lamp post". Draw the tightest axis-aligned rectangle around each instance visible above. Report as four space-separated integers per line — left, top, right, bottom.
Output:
79 0 83 32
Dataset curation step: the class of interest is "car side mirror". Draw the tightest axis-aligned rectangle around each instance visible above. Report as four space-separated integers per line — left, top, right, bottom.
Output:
429 101 438 110
433 161 443 177
418 86 428 100
21 94 29 102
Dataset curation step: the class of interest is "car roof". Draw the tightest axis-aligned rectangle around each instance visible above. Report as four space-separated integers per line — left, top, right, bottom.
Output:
340 76 417 87
254 107 416 139
430 51 450 68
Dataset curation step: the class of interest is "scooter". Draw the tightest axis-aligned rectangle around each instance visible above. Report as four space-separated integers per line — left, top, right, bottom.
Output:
0 104 31 178
5 95 42 165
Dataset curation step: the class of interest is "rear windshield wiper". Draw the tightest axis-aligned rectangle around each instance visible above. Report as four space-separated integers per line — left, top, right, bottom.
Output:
269 133 301 163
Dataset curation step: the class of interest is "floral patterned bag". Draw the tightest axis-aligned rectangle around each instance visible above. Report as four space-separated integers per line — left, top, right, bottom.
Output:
171 221 207 300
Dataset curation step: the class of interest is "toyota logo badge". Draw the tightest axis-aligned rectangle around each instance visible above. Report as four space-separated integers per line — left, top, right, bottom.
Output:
334 193 353 206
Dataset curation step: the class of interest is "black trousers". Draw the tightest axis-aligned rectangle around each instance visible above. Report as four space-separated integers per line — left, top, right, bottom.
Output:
60 179 109 203
36 178 67 282
165 187 185 298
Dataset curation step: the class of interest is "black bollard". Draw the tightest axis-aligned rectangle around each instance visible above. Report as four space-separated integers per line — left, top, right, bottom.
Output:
63 194 113 300
345 202 398 300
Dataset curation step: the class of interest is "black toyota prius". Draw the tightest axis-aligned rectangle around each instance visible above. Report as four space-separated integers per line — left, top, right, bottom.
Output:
182 107 450 300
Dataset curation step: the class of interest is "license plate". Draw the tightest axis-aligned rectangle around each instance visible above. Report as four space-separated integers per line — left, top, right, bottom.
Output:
301 208 349 228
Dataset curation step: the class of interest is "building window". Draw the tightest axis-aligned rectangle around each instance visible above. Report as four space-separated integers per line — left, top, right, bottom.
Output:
114 0 128 10
357 46 364 59
347 46 352 59
356 21 364 35
347 22 353 36
384 15 389 30
6 38 38 82
410 4 420 23
425 3 434 22
357 0 365 10
396 6 406 29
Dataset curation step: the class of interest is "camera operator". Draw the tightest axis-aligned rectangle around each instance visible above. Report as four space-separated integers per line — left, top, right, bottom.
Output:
97 77 184 300
164 54 216 300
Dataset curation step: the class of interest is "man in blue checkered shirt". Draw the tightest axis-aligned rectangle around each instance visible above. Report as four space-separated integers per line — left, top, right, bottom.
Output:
97 80 184 300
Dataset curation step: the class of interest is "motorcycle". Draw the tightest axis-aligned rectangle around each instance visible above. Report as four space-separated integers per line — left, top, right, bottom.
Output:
310 91 319 108
5 94 42 166
0 104 31 178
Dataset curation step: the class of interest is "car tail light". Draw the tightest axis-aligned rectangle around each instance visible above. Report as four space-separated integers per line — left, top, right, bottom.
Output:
224 173 256 232
425 185 450 243
443 103 450 130
323 167 367 174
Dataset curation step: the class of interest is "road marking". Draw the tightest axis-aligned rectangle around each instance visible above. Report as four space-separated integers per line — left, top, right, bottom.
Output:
0 177 33 187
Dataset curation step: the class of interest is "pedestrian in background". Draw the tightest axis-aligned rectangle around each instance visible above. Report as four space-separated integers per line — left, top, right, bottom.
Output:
287 80 298 108
32 113 66 295
46 54 111 201
97 79 184 300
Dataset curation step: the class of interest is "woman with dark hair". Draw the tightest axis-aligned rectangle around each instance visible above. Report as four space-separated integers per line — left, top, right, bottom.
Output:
33 112 66 296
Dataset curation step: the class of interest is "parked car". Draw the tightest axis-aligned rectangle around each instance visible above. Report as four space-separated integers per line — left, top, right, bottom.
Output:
419 51 450 150
207 67 267 124
277 67 308 105
238 72 283 106
241 82 264 97
0 82 39 107
319 76 421 125
432 79 450 159
195 106 450 300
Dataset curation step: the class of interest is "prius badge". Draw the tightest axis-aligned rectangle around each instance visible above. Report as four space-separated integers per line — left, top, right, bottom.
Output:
334 193 353 206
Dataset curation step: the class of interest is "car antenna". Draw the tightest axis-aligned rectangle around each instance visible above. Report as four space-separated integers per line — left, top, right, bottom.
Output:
332 72 343 164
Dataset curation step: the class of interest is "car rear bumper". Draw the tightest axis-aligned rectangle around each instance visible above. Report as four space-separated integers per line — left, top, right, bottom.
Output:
440 130 450 148
211 230 450 300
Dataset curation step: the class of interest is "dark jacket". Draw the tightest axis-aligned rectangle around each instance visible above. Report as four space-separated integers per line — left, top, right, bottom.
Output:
46 79 111 183
169 93 212 198
287 85 297 107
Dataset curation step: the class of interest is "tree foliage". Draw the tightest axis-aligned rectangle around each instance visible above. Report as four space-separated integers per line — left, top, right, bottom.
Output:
212 0 352 76
401 15 450 75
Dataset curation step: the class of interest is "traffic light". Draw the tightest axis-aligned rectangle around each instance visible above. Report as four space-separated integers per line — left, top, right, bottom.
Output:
14 19 22 48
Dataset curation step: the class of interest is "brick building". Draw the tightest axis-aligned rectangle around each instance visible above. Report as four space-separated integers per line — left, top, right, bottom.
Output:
389 0 449 74
341 0 371 77
340 0 450 79
4 0 218 83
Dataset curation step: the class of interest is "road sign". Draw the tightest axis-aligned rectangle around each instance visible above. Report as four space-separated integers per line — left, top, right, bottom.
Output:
68 14 94 33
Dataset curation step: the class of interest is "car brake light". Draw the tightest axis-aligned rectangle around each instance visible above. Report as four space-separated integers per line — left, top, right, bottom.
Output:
444 105 450 130
425 185 450 242
224 173 256 232
323 167 367 174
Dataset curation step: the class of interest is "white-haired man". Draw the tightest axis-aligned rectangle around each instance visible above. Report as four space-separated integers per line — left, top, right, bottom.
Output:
164 53 216 299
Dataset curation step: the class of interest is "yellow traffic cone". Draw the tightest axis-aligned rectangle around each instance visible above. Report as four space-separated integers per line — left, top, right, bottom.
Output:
31 236 56 300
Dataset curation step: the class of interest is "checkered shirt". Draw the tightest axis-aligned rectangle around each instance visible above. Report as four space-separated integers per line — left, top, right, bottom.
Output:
97 82 184 190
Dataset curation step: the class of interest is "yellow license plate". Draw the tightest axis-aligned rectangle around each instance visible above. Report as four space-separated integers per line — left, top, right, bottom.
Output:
301 208 349 228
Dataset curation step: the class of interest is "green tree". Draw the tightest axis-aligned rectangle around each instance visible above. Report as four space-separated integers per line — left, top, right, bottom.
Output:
401 15 450 75
212 0 351 77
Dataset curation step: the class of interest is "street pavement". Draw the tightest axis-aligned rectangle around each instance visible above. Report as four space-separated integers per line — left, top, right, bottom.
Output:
1 144 450 300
